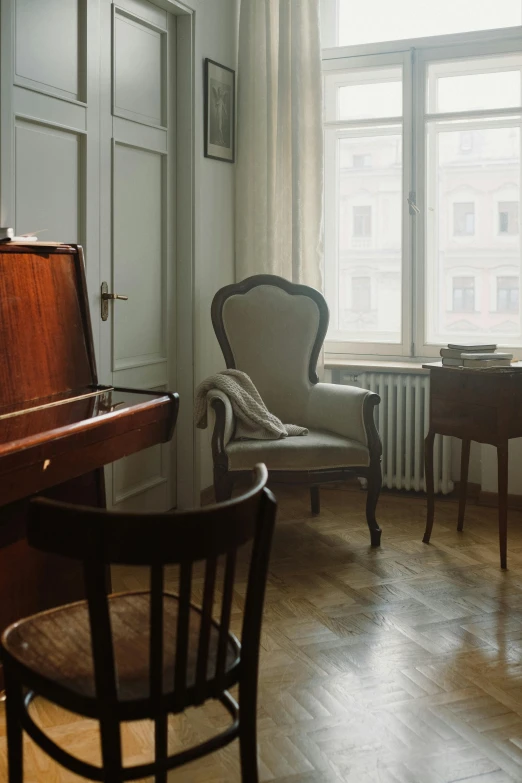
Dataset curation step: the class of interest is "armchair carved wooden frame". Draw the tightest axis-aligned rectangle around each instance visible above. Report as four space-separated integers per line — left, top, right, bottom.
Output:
209 275 383 547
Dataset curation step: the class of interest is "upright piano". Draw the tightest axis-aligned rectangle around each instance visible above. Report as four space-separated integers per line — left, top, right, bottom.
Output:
0 243 178 684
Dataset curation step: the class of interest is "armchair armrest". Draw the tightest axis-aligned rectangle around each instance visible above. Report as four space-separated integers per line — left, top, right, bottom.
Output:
306 382 381 450
208 391 236 460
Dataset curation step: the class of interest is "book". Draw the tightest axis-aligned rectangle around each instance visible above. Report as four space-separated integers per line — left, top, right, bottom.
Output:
441 357 464 366
461 352 513 361
462 358 511 368
447 343 497 352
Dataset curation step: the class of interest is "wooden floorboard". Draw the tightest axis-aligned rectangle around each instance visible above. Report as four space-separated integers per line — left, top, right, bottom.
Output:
2 486 522 781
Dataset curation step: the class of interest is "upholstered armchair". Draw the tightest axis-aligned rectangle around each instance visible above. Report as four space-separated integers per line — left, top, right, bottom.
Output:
209 275 383 546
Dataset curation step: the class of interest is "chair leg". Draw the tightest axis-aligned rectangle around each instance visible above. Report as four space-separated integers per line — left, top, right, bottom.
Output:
310 486 320 515
214 467 234 503
239 681 259 783
154 715 168 783
99 716 122 783
365 462 382 547
4 666 24 783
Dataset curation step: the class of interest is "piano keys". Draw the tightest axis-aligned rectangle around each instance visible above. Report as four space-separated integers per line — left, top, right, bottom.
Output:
0 243 178 686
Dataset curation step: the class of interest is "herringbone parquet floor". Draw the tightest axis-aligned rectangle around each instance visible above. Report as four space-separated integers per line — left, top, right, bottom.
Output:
2 485 522 782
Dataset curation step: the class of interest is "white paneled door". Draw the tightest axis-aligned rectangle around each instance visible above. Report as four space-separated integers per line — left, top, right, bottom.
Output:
100 0 176 512
1 0 180 512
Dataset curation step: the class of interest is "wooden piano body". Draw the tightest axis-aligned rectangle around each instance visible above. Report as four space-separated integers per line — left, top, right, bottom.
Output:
0 244 178 682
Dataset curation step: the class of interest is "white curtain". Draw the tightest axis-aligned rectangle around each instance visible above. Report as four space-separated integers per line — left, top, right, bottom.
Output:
235 0 324 290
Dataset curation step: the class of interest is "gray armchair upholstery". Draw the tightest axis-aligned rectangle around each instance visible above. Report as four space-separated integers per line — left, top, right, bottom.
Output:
210 275 382 546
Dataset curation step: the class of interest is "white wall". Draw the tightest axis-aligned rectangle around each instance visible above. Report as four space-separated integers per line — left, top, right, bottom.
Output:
188 0 238 491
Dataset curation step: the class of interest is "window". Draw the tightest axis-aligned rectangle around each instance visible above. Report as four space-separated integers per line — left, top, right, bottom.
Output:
499 201 519 234
453 203 475 236
497 276 519 312
353 154 372 168
324 41 522 355
459 132 473 152
452 277 475 312
352 276 372 312
321 0 522 48
353 206 372 237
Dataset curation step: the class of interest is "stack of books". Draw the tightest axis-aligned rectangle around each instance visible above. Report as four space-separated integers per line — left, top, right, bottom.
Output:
440 344 513 369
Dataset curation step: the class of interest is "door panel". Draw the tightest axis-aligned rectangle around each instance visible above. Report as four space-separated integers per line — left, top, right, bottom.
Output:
113 142 165 368
15 121 81 241
100 0 176 512
114 10 166 126
15 0 82 99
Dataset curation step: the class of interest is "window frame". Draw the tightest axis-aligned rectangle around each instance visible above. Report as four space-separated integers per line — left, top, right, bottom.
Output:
323 49 413 357
322 26 522 361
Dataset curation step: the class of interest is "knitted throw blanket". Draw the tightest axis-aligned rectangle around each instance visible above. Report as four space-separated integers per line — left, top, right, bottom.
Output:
195 369 308 440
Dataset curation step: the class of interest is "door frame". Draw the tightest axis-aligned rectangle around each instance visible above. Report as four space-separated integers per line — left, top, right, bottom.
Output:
169 0 197 509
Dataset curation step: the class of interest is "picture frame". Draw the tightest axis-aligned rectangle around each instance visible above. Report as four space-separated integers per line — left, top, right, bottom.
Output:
204 58 235 163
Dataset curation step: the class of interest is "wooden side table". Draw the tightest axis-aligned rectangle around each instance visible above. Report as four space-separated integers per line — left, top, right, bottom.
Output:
423 362 522 569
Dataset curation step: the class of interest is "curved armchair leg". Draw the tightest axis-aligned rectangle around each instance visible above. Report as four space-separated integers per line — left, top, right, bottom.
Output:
214 466 234 503
366 461 382 547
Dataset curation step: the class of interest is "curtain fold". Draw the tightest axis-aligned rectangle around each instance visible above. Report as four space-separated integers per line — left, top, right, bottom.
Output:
235 0 324 290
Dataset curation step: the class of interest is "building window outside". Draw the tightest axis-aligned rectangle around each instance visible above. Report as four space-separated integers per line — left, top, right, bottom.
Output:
459 131 473 152
453 202 475 236
452 276 475 312
352 276 372 312
353 154 372 168
498 201 519 235
353 206 372 237
497 276 519 312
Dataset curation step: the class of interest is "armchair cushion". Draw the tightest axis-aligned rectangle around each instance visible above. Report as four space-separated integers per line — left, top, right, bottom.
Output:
306 383 369 445
225 428 369 472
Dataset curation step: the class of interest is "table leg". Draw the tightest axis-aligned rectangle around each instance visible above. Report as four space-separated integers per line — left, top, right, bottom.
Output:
423 430 436 544
457 439 471 532
498 442 509 570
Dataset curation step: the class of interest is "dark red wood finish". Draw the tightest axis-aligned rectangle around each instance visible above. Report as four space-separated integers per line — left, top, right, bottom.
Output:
0 244 179 689
423 363 522 569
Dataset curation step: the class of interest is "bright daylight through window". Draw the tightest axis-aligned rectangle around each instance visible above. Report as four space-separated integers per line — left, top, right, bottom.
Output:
321 0 522 357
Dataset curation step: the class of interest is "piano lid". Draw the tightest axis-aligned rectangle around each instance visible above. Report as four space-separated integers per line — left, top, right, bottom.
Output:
0 244 97 410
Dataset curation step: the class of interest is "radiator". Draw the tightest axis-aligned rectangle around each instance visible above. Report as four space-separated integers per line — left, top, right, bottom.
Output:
342 371 454 495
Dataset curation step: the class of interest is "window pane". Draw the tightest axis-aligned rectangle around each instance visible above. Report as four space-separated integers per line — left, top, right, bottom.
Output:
497 276 519 312
325 131 402 343
498 201 519 234
324 67 402 122
328 0 521 48
426 125 522 345
428 55 522 115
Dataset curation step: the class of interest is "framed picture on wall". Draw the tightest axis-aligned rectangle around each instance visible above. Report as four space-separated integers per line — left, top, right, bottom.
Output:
204 58 235 163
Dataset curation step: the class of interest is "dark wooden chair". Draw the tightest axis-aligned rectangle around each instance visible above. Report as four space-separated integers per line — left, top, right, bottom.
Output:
209 274 382 546
1 464 276 783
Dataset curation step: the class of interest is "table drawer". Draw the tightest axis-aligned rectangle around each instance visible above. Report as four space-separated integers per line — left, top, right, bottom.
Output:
431 397 498 441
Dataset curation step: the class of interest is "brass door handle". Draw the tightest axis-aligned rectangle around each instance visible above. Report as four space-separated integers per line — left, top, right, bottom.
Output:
101 282 128 321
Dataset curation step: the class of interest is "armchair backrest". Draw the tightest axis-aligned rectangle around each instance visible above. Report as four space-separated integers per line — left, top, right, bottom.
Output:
211 275 329 423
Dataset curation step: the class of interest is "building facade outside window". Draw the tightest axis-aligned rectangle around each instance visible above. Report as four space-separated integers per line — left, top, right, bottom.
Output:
352 276 372 312
453 203 475 236
353 205 372 237
452 276 475 312
497 276 519 312
498 201 519 235
322 4 522 356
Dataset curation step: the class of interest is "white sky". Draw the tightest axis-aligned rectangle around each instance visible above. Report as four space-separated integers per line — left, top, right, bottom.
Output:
338 0 522 46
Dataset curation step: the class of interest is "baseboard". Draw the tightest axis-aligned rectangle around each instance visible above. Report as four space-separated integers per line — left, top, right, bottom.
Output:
478 490 522 510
